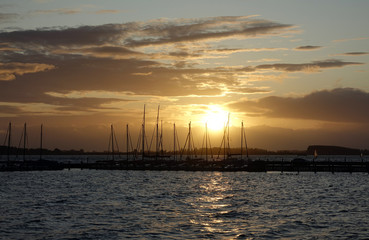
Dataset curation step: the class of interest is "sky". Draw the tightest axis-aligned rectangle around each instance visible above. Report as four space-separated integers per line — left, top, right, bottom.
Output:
0 0 369 152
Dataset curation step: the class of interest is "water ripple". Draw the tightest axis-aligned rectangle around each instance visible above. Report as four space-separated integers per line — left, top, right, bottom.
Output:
1 170 369 239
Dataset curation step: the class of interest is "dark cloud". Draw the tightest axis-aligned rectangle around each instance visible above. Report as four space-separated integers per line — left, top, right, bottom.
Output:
240 59 362 73
295 45 322 51
0 16 293 50
125 17 294 47
341 52 369 56
0 24 131 49
229 88 369 123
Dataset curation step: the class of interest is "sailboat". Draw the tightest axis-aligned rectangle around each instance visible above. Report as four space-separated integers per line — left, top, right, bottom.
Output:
1 123 63 171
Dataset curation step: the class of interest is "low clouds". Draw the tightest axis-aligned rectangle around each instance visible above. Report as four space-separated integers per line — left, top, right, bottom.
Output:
0 62 55 81
295 45 322 51
31 8 81 15
0 16 294 50
0 13 18 23
341 52 369 56
241 59 362 73
229 88 369 123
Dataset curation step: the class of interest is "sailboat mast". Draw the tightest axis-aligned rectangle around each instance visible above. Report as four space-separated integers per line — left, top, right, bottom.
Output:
241 121 243 159
40 124 43 160
227 113 230 157
156 105 159 160
188 122 191 158
173 123 176 161
111 124 115 161
23 123 27 161
223 122 226 161
7 122 11 162
126 124 129 161
160 120 163 155
142 105 145 160
205 122 208 162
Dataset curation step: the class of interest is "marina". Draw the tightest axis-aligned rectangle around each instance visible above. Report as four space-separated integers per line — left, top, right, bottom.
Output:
1 106 368 173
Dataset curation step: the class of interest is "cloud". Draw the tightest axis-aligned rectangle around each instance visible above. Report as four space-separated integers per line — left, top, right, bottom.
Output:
31 8 81 15
53 46 146 59
125 16 295 47
94 10 120 14
295 45 322 51
0 62 55 81
240 59 363 73
340 52 369 56
0 13 18 23
229 88 369 123
0 104 23 114
0 16 294 50
333 37 369 43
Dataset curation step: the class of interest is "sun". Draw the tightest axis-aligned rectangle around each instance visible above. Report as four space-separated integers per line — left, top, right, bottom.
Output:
201 105 229 131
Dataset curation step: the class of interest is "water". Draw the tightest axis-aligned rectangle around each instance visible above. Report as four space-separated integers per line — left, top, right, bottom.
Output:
1 169 369 239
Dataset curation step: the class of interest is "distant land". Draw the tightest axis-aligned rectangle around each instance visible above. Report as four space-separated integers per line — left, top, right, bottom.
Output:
0 145 368 156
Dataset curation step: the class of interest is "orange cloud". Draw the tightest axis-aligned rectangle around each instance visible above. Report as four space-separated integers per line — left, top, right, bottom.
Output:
0 62 55 81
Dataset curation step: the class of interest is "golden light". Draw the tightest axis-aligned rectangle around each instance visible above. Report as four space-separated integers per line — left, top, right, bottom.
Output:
201 105 229 131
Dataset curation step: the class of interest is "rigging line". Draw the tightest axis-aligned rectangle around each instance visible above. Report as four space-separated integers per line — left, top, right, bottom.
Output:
175 127 181 156
113 128 120 158
190 129 197 158
136 128 142 152
200 127 206 156
128 130 134 154
208 130 213 158
217 129 225 158
244 125 249 158
148 126 156 154
180 131 189 159
16 128 24 159
107 128 112 160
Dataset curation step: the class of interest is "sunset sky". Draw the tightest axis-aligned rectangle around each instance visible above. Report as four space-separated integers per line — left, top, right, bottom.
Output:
1 0 368 152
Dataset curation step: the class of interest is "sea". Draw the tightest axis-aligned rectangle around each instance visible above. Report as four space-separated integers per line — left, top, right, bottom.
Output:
1 155 369 239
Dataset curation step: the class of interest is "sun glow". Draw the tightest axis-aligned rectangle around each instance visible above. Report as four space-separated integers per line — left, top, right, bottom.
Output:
201 105 229 131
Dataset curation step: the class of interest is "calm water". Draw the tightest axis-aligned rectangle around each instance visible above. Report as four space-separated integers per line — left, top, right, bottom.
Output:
1 170 369 239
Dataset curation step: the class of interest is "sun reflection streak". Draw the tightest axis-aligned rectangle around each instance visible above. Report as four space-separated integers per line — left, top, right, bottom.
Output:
188 172 239 235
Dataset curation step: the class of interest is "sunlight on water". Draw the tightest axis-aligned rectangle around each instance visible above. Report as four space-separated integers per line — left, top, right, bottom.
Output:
1 170 369 239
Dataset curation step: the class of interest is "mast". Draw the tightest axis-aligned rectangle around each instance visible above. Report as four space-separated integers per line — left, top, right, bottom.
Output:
245 123 249 159
23 123 27 161
142 105 145 160
241 121 249 159
205 122 208 162
7 122 11 162
126 124 129 161
173 123 176 161
40 124 43 160
188 122 191 158
227 113 230 157
223 122 226 161
156 105 159 160
111 124 115 161
241 121 243 159
160 120 163 155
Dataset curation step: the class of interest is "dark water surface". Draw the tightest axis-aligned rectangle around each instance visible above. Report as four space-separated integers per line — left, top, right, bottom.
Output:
1 170 369 239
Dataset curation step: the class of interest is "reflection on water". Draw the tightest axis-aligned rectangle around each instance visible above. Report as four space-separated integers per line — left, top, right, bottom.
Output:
1 170 369 239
